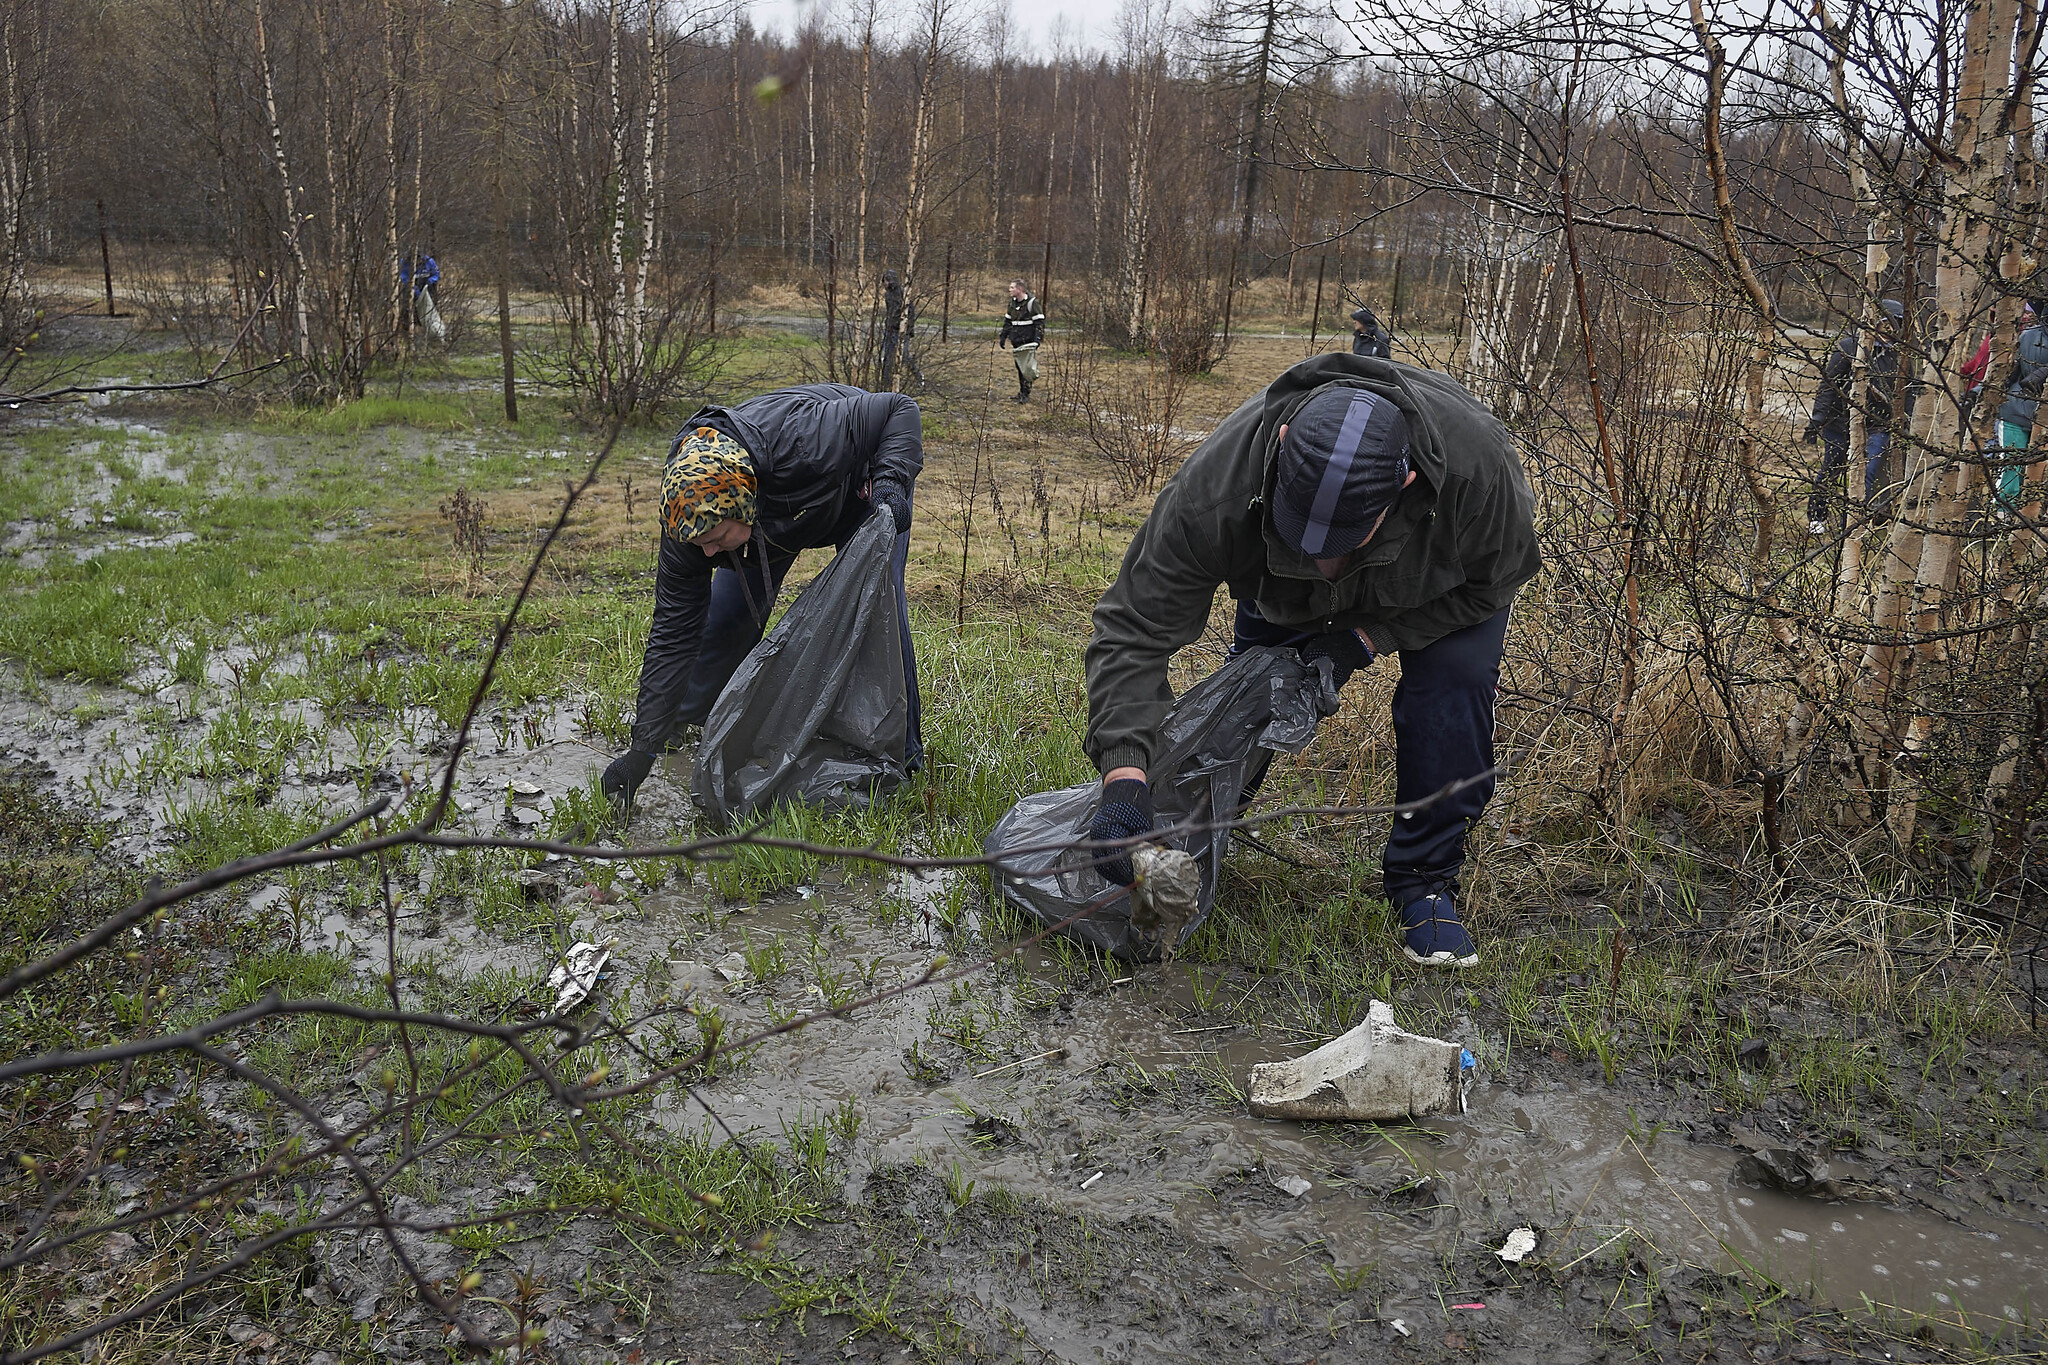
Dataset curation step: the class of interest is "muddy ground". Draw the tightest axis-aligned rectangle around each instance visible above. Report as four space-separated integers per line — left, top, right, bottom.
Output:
4 313 2046 1363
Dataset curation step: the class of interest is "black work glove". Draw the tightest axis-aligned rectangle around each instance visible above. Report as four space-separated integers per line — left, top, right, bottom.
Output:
997 325 1011 348
601 750 655 813
1802 424 1821 445
1301 629 1376 690
871 481 912 534
1088 778 1154 886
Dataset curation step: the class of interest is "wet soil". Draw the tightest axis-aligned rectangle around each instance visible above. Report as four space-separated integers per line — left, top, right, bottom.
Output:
4 378 2044 1361
7 653 2045 1362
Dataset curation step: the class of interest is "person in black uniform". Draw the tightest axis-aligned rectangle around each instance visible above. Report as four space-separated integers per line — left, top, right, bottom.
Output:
999 280 1045 402
599 384 926 811
1351 305 1392 359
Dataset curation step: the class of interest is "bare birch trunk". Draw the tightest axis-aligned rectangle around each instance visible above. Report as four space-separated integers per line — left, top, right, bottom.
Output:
854 2 876 293
1871 0 2017 846
805 55 817 267
383 0 403 345
605 0 629 401
899 0 950 386
254 0 311 365
631 0 659 363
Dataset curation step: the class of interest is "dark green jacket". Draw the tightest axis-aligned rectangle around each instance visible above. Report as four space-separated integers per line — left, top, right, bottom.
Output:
1084 354 1540 776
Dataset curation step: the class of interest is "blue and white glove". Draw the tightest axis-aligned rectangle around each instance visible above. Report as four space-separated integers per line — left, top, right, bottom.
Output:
1088 778 1154 886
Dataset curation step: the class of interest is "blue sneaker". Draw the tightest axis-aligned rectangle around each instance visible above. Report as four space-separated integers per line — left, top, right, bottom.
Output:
1400 892 1479 968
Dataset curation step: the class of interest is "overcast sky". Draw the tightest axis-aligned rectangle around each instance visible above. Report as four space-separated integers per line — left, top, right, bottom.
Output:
739 0 1127 54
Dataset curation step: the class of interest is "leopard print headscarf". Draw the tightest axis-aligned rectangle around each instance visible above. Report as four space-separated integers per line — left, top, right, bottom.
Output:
660 427 757 542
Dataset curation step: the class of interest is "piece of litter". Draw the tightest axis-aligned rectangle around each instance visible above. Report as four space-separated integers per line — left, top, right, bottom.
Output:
1497 1226 1537 1263
1389 1319 1410 1337
796 886 815 899
510 780 543 798
1128 844 1201 957
972 1048 1066 1080
1108 976 1134 986
1271 1174 1312 1198
1247 999 1468 1122
545 940 612 1012
1450 1302 1486 1310
1079 1170 1104 1190
713 952 749 983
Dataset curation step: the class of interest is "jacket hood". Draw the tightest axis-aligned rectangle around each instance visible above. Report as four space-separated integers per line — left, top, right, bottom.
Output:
1255 354 1450 581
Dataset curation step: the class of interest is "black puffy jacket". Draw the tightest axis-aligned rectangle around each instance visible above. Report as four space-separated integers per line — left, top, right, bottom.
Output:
629 384 923 753
1805 331 1910 441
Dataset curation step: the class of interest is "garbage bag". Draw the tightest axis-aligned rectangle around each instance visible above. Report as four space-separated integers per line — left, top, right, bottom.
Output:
416 291 447 343
983 646 1337 961
693 510 908 827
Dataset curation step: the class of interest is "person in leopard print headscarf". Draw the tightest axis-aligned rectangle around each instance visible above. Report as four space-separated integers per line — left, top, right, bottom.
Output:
601 384 926 811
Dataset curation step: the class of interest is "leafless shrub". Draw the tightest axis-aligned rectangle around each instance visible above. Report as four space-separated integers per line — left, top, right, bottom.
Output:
438 486 488 588
1047 342 1201 497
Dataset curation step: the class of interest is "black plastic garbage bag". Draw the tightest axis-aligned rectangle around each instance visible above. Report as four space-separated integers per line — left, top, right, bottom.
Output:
983 646 1338 961
693 510 908 827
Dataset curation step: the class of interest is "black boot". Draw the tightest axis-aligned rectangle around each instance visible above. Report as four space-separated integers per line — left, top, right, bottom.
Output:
1019 378 1034 403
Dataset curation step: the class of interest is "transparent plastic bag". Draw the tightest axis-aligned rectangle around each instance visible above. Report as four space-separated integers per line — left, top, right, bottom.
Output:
693 510 908 826
983 646 1337 961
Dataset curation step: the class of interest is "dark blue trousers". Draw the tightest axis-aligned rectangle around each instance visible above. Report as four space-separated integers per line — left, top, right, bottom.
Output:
1230 601 1511 907
1808 430 1889 525
675 501 924 769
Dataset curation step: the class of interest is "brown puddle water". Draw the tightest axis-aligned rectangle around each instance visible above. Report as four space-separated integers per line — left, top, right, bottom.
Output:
627 882 2045 1340
3 670 2041 1340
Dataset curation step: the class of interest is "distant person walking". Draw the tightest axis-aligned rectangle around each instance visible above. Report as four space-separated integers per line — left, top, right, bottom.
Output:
1993 299 2048 518
402 250 446 344
1803 298 1907 535
999 279 1044 403
1351 305 1392 359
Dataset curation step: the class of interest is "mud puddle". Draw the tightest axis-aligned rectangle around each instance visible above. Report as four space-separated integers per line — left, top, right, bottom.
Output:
599 874 2045 1339
5 664 2041 1343
0 660 611 861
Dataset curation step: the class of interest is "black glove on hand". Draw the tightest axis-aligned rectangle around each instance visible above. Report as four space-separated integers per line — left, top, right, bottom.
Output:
1301 629 1376 690
601 750 655 812
1089 778 1154 886
1802 424 1821 446
872 482 912 534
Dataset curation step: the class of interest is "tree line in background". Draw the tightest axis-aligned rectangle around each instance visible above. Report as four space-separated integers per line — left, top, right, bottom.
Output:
3 0 2047 887
6 0 1856 405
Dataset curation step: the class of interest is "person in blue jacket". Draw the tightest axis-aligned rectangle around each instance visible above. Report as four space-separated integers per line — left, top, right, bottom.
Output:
401 250 444 340
600 384 925 811
1993 300 2048 517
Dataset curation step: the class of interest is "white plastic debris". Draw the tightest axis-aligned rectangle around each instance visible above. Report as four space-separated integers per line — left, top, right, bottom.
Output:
1129 845 1202 954
1497 1226 1538 1263
713 952 749 983
510 780 543 798
1247 999 1471 1122
1079 1170 1104 1190
1389 1319 1410 1338
546 940 612 1012
1271 1173 1312 1198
